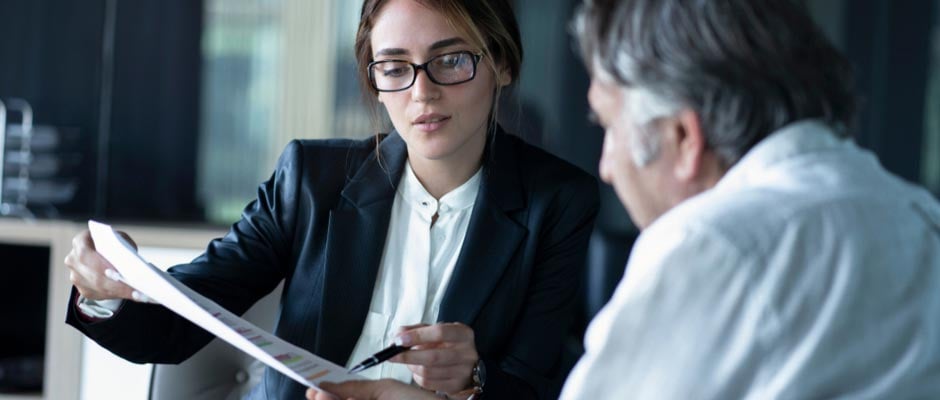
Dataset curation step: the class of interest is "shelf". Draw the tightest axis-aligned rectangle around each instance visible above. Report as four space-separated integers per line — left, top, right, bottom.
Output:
0 394 43 400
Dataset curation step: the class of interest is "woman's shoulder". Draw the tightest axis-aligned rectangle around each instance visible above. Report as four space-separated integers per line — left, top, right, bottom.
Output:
496 131 599 223
291 135 383 156
268 135 388 186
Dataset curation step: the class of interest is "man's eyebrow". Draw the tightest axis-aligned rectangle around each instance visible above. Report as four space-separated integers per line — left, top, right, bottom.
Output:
373 37 468 58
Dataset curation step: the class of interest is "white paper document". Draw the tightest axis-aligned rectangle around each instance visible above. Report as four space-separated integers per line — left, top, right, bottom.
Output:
88 220 357 389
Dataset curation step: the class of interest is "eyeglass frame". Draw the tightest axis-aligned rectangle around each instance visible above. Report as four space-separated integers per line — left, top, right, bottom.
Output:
367 50 485 93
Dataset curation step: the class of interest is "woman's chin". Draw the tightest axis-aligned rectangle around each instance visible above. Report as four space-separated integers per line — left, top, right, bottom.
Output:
405 136 460 161
410 146 458 162
402 128 485 164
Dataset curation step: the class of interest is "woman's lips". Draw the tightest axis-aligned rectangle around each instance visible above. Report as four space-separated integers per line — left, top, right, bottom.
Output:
414 116 451 132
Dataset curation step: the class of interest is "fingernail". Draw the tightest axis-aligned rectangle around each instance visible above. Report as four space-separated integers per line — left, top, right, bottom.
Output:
395 334 410 346
132 291 152 303
104 269 121 281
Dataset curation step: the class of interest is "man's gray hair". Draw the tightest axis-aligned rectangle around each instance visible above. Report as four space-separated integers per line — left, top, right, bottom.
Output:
574 0 857 167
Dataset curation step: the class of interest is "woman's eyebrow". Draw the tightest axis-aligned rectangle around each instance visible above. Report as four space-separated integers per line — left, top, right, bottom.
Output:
373 37 467 58
374 47 408 57
429 37 466 51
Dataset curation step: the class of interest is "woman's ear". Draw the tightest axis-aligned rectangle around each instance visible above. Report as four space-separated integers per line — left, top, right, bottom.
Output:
498 66 512 87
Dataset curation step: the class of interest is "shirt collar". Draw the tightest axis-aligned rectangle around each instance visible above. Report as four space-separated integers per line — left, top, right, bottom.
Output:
399 161 483 214
716 119 847 190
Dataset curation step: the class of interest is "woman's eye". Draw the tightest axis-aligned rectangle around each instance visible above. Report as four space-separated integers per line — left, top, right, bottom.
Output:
438 55 464 68
382 67 408 77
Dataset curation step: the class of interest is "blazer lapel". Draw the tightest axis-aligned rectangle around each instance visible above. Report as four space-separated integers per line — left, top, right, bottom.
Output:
315 132 407 365
438 131 527 324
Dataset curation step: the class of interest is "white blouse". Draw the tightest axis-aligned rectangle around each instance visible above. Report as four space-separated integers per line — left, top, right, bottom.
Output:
344 161 482 383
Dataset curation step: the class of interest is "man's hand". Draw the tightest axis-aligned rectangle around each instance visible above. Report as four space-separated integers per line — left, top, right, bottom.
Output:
390 322 478 394
64 229 144 302
306 379 436 400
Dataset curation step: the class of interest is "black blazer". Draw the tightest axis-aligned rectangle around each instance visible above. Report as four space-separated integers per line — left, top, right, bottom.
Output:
67 128 599 399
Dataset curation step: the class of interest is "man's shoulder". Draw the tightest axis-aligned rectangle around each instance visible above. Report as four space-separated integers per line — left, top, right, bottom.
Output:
652 160 940 261
649 186 784 254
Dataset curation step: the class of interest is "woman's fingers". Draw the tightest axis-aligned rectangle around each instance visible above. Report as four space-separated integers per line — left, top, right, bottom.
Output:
390 322 479 394
395 322 474 347
65 229 137 301
393 346 475 366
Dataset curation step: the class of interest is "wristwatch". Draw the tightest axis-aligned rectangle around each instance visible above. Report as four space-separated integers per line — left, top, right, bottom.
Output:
435 359 486 400
471 359 486 393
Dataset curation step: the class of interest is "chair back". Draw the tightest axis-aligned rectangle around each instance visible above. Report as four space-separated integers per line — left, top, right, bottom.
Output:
149 284 282 400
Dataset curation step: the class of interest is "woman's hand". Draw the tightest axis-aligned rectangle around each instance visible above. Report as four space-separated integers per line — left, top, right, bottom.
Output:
64 229 143 302
390 322 479 394
306 379 437 400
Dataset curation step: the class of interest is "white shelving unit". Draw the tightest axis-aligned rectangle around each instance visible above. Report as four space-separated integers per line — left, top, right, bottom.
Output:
0 219 224 400
0 219 81 400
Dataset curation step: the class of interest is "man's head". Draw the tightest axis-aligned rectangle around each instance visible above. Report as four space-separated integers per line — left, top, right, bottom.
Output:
574 0 857 228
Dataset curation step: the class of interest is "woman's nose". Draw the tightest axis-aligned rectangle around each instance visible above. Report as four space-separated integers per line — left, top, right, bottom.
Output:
411 69 440 102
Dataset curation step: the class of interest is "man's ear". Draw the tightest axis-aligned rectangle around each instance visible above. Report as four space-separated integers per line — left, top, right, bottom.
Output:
672 109 706 182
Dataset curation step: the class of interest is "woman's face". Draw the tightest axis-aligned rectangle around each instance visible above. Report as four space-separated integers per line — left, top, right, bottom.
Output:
370 0 508 166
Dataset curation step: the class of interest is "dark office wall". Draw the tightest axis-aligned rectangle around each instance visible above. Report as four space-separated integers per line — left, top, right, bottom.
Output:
0 0 204 222
513 0 628 233
844 0 936 184
0 0 106 216
105 1 204 221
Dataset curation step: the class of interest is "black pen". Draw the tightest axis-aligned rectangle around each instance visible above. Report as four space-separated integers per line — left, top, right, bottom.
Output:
348 344 411 374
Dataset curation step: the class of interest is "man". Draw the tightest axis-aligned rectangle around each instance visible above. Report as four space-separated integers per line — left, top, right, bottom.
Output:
310 0 940 398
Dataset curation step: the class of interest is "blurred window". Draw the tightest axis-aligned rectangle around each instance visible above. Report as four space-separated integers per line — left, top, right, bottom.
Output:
197 0 371 224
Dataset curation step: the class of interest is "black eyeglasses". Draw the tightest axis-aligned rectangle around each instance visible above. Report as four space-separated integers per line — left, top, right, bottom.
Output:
368 51 484 92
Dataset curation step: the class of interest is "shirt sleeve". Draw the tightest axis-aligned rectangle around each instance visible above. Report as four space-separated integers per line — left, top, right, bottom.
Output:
560 222 763 400
76 296 124 319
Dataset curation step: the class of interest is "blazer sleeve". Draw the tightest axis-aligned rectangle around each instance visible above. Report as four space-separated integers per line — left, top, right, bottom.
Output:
65 141 307 364
487 175 600 399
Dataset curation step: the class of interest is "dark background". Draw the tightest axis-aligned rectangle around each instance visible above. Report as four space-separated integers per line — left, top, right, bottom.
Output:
0 0 935 226
0 0 203 221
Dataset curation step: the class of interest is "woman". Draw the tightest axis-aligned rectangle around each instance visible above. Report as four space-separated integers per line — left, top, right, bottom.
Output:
65 0 598 398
